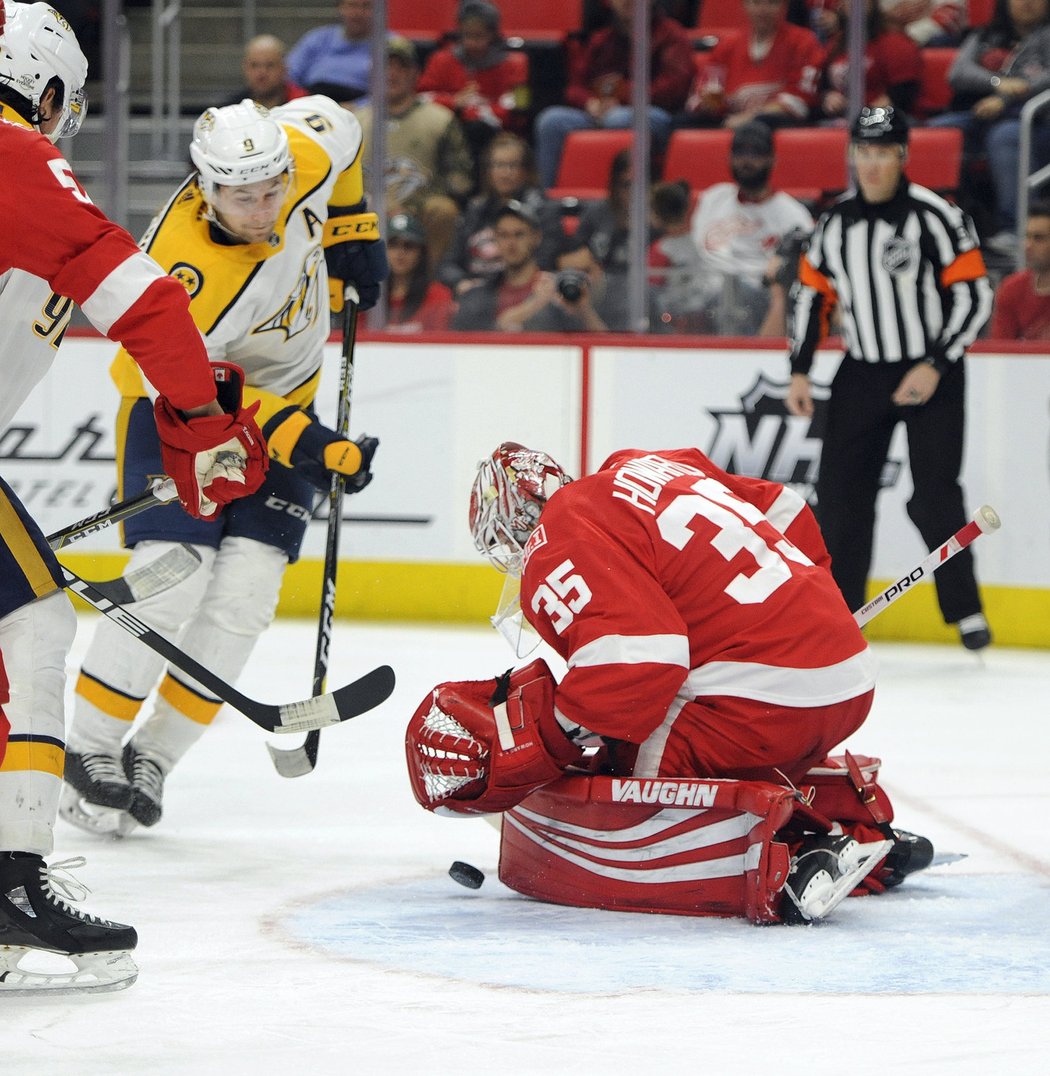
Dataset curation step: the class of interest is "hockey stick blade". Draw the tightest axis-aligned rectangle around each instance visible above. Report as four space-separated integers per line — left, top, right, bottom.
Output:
61 563 395 733
76 544 203 605
853 505 1001 627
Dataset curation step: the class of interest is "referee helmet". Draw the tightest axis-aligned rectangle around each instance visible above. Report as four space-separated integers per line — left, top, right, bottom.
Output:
850 106 909 147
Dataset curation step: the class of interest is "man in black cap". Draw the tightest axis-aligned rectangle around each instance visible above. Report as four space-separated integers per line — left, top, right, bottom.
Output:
451 201 551 331
786 106 995 650
687 120 813 334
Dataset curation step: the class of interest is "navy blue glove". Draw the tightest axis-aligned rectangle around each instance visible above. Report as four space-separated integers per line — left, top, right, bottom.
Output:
264 405 379 493
323 202 389 312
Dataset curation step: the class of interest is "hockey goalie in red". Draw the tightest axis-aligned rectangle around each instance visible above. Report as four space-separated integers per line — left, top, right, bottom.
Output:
406 443 935 924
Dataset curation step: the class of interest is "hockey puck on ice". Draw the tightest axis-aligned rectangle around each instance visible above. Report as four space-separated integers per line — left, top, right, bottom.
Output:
449 861 485 889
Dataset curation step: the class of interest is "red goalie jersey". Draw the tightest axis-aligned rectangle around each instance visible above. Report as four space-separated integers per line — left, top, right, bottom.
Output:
518 448 876 780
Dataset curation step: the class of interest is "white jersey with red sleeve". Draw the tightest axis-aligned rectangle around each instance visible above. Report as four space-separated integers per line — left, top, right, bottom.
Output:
519 448 875 745
0 115 215 429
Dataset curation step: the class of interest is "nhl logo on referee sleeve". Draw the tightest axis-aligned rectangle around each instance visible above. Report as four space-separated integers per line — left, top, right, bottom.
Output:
881 237 917 276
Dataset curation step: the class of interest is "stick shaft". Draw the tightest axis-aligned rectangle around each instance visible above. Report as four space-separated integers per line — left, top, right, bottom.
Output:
46 479 178 551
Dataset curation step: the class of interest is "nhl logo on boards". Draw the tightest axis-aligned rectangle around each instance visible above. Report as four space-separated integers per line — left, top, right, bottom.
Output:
881 236 918 276
705 373 903 501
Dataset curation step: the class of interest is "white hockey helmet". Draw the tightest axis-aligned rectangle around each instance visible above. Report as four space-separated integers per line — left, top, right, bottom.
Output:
190 98 293 203
0 2 88 141
469 442 572 575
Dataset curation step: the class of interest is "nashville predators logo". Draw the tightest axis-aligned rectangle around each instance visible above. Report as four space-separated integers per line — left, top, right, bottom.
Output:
170 262 204 297
255 247 323 340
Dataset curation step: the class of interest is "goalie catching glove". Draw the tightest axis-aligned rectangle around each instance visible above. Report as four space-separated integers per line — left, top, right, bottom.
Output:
154 362 268 519
323 201 388 312
263 406 378 492
405 658 583 816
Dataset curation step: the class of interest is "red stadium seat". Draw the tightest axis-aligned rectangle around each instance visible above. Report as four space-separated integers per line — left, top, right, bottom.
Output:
502 0 583 37
771 127 849 202
662 129 734 189
968 0 995 27
908 127 963 192
388 0 458 36
915 48 957 119
697 0 751 31
548 129 634 200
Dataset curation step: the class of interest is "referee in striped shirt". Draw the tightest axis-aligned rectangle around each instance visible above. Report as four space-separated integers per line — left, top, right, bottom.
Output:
786 106 994 650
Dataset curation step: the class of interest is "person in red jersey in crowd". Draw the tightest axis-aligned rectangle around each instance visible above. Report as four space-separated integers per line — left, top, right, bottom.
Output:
990 201 1050 339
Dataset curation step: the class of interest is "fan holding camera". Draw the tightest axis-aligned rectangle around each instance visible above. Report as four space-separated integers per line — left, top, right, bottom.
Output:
523 237 619 333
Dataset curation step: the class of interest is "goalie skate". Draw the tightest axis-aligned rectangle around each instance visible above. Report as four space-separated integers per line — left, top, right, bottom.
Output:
59 783 138 838
780 833 893 924
0 853 138 995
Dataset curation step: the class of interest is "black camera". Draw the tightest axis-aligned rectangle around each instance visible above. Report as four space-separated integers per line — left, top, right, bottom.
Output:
555 269 589 303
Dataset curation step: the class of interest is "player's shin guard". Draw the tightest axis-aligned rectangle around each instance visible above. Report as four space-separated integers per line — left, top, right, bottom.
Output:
0 592 76 856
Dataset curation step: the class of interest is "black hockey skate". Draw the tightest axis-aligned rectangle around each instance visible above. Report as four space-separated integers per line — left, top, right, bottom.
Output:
123 743 166 828
0 852 138 995
780 832 894 924
878 830 935 888
64 748 133 810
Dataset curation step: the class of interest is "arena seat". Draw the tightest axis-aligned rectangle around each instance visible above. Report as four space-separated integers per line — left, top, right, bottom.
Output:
502 0 583 37
696 0 751 31
547 129 634 200
388 0 458 36
915 48 957 119
967 0 995 27
771 127 848 203
908 127 963 192
662 129 734 189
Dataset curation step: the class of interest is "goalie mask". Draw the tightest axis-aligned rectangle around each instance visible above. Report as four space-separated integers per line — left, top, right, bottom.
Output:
190 99 294 207
469 442 572 576
0 2 88 142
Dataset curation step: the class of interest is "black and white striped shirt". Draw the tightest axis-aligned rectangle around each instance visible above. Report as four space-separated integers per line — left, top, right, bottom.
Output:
789 180 993 374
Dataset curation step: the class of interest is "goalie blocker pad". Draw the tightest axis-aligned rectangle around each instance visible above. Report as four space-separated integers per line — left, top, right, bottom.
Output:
405 659 583 816
497 754 897 924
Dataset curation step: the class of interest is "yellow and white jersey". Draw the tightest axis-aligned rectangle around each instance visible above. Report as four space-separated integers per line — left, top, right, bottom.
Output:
111 95 365 423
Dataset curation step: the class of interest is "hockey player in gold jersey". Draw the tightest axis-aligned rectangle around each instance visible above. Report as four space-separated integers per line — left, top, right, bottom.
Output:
63 95 387 834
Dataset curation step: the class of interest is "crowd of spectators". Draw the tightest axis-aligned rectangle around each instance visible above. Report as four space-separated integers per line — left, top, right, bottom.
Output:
127 0 1050 336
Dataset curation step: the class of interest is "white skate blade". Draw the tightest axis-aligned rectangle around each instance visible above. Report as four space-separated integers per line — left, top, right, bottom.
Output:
59 785 138 838
789 838 894 923
0 946 138 995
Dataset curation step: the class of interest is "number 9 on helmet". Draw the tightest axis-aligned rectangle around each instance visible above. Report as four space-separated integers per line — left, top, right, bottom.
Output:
468 442 572 576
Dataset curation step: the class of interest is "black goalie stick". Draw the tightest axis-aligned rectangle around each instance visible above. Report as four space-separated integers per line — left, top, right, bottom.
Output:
268 288 362 777
60 562 395 734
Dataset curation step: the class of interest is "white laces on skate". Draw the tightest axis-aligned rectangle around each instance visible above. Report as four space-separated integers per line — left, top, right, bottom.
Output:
40 857 107 922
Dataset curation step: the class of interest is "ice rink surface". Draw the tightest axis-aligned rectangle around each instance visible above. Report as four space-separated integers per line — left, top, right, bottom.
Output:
5 616 1050 1075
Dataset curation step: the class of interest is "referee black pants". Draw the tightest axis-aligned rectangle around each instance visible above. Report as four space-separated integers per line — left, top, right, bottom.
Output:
815 357 983 624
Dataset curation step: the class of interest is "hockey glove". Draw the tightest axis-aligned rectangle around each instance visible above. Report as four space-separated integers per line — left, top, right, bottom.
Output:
323 201 388 312
263 404 378 492
405 658 583 816
154 362 268 519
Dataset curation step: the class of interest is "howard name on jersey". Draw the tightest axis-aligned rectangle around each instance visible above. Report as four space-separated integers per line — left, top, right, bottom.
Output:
110 95 365 426
519 448 875 744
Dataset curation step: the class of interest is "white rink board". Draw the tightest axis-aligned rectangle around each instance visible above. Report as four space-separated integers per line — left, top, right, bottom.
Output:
588 346 1050 589
3 337 580 563
4 336 1047 589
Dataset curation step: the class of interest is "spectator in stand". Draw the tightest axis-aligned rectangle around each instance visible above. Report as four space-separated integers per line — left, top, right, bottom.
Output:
452 201 551 331
533 0 693 189
815 0 923 124
881 0 967 46
372 213 455 333
417 1 530 174
689 121 813 334
224 35 306 109
287 0 374 106
929 0 1050 256
577 148 634 282
524 236 622 332
990 201 1050 338
647 179 708 333
353 36 475 269
679 0 822 130
436 133 563 298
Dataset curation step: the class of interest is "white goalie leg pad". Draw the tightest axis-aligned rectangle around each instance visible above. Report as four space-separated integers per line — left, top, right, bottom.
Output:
0 592 77 855
69 541 216 754
132 537 287 771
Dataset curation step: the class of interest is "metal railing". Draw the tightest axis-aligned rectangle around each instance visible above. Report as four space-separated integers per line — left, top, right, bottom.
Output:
1017 88 1050 265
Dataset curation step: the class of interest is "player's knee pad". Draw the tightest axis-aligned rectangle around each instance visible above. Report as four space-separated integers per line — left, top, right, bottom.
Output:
196 536 286 638
499 774 798 923
0 591 77 745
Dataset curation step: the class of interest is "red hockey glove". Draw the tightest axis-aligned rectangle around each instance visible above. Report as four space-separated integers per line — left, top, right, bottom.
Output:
405 658 583 816
154 362 268 519
263 405 378 492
